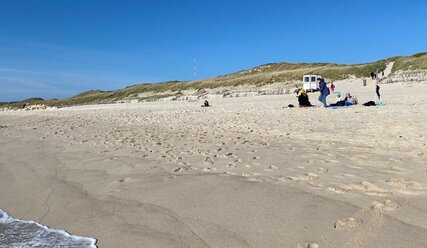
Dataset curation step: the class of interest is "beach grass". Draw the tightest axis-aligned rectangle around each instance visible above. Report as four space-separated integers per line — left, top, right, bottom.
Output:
2 53 426 108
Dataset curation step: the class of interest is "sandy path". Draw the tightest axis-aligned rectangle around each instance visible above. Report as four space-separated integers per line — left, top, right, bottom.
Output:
1 81 426 247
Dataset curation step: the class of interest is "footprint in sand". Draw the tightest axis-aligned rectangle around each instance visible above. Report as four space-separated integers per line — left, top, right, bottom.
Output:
327 186 352 194
391 166 411 172
289 166 305 172
334 173 355 178
386 178 423 195
306 243 319 248
227 162 236 168
204 156 215 164
370 199 400 213
287 176 302 181
307 181 324 188
246 177 263 182
306 172 320 180
317 167 328 173
287 173 319 181
334 217 361 229
386 178 422 189
278 177 289 183
298 243 319 248
173 166 192 172
345 165 362 170
327 159 341 164
264 165 278 171
119 176 136 182
359 181 392 196
225 152 237 158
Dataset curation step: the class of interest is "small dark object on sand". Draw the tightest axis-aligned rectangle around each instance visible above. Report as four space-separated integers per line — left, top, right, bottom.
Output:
363 101 376 106
201 100 210 107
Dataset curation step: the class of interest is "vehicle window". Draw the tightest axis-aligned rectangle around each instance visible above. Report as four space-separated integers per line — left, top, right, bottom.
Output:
311 76 316 82
304 77 309 82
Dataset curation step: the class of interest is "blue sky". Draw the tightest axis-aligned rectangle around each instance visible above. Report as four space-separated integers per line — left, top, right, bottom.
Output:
1 0 426 101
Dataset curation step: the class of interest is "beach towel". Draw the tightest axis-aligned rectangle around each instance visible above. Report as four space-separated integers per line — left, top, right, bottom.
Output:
326 105 351 110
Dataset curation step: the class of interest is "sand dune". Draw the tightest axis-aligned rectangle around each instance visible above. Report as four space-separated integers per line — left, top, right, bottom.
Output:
1 80 427 247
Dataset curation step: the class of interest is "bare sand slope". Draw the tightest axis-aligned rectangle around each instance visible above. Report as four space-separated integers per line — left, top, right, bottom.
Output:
0 81 426 247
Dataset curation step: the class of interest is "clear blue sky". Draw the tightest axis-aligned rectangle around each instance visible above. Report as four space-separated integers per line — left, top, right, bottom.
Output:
1 0 426 101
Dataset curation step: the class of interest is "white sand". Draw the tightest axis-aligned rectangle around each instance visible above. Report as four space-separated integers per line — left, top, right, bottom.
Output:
1 80 426 247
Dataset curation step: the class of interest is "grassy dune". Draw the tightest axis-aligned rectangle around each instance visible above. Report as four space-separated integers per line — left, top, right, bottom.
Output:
2 53 427 108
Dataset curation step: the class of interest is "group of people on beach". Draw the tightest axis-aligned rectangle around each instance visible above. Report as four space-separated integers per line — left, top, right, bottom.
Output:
371 71 385 79
296 78 331 107
200 75 382 108
296 76 381 108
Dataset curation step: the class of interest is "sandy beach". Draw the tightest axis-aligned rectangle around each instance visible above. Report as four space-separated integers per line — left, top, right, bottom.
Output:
1 79 427 247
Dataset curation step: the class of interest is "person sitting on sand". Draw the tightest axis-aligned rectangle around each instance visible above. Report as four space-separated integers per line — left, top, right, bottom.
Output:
329 92 358 107
201 100 210 107
298 89 312 107
344 93 358 105
335 92 342 101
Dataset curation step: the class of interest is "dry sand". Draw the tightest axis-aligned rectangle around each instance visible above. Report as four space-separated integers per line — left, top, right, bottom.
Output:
1 79 427 247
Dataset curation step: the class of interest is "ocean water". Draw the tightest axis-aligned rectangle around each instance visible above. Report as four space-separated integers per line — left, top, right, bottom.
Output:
0 209 97 248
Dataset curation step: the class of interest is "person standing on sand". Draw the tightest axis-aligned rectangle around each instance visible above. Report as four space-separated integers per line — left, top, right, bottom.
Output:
330 81 335 93
371 72 375 79
376 83 381 101
317 78 329 107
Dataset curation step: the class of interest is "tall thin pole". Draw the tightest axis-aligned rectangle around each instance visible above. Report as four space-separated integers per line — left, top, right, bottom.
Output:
193 58 197 78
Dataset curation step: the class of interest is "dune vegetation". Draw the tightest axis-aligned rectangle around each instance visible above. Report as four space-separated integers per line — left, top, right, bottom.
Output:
2 52 427 108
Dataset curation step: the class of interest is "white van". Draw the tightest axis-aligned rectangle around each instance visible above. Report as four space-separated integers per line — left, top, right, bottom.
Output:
303 74 322 92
